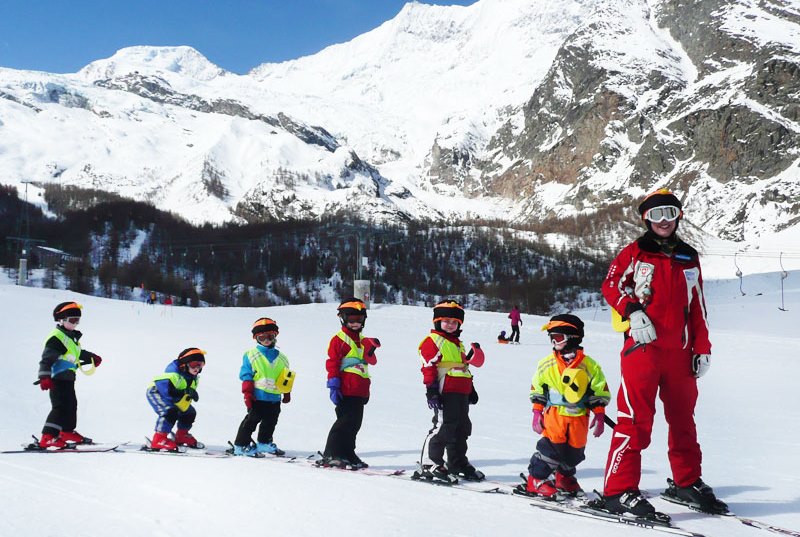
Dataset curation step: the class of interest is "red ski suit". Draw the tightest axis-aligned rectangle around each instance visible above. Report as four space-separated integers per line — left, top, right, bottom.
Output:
601 233 711 496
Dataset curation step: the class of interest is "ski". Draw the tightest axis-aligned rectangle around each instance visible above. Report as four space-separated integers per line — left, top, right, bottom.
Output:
124 438 229 458
527 497 708 537
659 494 800 537
2 443 121 454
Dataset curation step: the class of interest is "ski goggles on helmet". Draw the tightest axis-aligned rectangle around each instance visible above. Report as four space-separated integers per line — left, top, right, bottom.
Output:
644 205 681 223
64 316 81 325
343 314 366 324
186 361 204 371
256 332 278 344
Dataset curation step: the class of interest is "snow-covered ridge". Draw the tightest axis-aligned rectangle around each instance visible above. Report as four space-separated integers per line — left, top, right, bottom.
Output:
0 0 798 255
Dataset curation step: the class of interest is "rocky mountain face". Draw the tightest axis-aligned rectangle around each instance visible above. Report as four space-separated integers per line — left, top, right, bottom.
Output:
0 1 798 250
461 0 800 242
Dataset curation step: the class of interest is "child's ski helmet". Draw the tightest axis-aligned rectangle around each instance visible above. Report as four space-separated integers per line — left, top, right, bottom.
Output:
541 313 584 351
53 301 82 321
338 298 367 319
251 317 279 336
432 300 465 325
177 347 206 369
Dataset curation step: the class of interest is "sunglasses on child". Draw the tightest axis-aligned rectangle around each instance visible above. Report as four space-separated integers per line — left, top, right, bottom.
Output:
256 332 277 344
644 205 681 223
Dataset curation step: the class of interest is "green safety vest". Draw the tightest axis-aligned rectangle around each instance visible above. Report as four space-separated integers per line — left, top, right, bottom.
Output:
529 351 609 417
336 331 370 379
150 371 199 392
46 329 81 372
246 348 290 394
429 334 472 379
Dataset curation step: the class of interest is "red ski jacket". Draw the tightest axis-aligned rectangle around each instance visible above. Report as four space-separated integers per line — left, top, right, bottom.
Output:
602 234 711 354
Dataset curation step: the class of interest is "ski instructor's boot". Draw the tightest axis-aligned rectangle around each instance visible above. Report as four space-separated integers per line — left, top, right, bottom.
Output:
662 478 729 514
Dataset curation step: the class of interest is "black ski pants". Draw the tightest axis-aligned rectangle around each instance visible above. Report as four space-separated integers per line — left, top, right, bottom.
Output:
429 392 472 470
528 436 586 479
511 324 520 343
42 378 78 436
234 400 281 446
323 395 367 461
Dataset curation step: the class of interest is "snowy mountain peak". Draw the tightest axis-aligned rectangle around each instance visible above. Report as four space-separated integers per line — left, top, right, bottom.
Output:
78 45 227 82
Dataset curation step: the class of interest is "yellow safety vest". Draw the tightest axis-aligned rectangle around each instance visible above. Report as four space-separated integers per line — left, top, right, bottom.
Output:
246 348 290 395
336 331 370 379
46 329 81 372
428 334 472 379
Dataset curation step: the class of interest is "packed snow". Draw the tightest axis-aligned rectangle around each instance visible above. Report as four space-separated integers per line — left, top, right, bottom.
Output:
1 270 798 536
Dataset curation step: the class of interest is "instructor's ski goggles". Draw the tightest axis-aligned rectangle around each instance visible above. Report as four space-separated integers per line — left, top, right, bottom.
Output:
644 205 681 223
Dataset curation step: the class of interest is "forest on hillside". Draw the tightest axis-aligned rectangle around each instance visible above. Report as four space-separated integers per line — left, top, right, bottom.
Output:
0 184 617 313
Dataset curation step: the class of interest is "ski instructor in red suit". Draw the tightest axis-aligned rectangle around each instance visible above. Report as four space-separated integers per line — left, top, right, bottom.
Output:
598 189 728 519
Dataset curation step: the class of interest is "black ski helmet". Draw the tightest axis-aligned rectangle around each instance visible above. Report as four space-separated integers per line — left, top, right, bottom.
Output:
53 301 82 321
337 298 367 329
541 313 584 351
177 347 206 369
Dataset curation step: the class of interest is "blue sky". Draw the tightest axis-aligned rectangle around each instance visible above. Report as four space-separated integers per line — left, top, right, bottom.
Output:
1 0 476 74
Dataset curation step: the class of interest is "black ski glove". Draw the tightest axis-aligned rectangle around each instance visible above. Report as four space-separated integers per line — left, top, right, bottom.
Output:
185 387 199 402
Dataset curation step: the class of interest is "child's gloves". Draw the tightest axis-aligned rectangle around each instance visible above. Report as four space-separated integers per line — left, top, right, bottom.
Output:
80 352 102 367
692 354 711 378
362 337 380 365
185 387 199 402
532 410 544 434
465 342 485 367
590 412 605 437
282 392 291 404
38 377 53 391
327 377 342 405
242 380 255 409
628 310 657 344
426 385 442 410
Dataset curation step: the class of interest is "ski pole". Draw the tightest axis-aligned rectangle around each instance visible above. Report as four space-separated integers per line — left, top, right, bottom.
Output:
418 408 439 470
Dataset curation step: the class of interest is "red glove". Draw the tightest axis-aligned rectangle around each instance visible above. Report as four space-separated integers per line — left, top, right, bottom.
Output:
39 377 53 391
465 342 485 367
93 355 102 367
282 392 291 404
362 337 381 365
242 380 255 409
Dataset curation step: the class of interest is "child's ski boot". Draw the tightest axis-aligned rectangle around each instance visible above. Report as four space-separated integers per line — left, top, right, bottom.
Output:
150 432 179 451
59 431 93 445
174 429 205 449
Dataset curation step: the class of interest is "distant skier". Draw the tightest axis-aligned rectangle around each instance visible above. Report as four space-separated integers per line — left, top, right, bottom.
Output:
318 298 380 469
231 318 293 457
146 347 206 451
596 189 728 517
417 300 485 483
518 314 609 498
508 304 522 343
36 301 103 448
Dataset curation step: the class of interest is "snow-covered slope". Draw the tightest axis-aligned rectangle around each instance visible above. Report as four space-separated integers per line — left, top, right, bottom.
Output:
0 0 798 250
1 272 799 536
